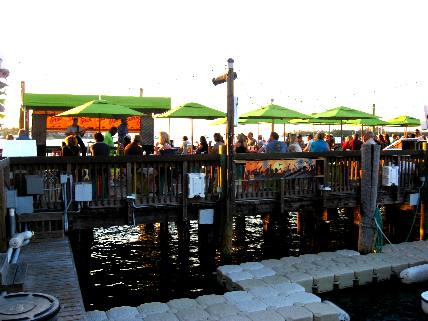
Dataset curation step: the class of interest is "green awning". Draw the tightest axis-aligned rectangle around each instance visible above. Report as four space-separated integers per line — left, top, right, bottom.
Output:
156 102 225 119
24 93 171 113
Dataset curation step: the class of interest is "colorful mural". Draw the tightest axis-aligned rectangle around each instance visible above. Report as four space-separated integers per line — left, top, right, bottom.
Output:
244 159 322 180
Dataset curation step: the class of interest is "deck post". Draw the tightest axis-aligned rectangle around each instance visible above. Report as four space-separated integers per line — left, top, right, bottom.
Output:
280 178 285 214
358 143 381 253
0 166 7 251
182 161 188 221
221 58 236 256
32 113 47 156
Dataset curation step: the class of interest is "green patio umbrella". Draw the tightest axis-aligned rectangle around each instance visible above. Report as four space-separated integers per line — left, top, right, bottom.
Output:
346 117 389 134
313 106 376 142
210 117 290 139
56 99 143 131
386 115 421 127
155 102 226 144
385 115 421 135
239 103 310 134
210 117 289 126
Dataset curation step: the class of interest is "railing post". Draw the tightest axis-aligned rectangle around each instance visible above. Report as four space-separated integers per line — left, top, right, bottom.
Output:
126 162 132 196
358 144 381 253
280 178 285 214
182 160 188 221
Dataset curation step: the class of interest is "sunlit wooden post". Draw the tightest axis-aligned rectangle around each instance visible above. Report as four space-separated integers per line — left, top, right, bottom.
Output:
358 143 380 253
213 58 237 255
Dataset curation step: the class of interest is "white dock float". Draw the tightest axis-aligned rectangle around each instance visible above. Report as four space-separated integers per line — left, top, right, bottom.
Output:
87 240 428 320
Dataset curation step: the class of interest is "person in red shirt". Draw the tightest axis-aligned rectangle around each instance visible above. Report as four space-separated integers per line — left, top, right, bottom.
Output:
342 135 352 150
349 133 363 150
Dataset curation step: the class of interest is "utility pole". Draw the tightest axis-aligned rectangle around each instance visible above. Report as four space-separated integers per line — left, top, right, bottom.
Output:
213 58 237 255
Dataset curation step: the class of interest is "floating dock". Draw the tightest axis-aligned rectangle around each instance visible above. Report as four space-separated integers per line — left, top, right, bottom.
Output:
216 241 428 295
20 238 87 321
86 240 428 320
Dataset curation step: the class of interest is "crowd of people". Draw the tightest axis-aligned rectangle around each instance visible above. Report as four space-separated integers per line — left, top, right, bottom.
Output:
57 117 425 156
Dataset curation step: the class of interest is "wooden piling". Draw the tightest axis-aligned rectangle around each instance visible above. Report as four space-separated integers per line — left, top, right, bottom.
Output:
0 165 6 251
358 143 381 254
220 58 236 256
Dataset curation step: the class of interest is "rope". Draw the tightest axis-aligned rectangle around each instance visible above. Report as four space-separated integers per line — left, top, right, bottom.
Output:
373 207 384 252
405 185 423 242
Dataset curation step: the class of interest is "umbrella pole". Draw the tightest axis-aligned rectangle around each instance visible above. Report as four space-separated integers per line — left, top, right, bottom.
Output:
340 120 343 143
168 118 171 137
361 124 363 136
271 119 274 133
257 123 260 138
283 123 286 142
99 117 101 132
191 119 194 147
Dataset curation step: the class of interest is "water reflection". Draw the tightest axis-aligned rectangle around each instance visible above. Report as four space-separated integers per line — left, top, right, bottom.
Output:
70 207 422 312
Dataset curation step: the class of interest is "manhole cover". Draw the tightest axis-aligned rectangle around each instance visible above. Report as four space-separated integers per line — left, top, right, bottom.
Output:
0 302 36 315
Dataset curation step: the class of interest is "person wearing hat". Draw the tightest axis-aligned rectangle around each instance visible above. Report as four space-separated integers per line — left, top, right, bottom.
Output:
65 117 87 156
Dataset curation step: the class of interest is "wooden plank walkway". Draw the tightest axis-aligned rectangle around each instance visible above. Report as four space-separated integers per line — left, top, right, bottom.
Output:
20 237 87 321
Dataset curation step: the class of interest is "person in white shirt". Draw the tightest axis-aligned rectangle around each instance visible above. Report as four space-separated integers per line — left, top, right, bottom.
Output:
180 136 191 154
363 131 377 145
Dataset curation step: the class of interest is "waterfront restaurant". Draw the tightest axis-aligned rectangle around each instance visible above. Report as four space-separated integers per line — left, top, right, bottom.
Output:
23 93 171 155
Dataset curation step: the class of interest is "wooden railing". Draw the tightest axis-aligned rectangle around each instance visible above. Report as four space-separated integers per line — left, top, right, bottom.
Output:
0 150 424 211
235 150 424 201
6 154 221 210
0 158 10 251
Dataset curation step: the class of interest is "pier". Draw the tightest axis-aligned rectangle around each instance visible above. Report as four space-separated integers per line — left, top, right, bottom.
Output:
19 238 87 321
0 149 423 240
0 148 426 320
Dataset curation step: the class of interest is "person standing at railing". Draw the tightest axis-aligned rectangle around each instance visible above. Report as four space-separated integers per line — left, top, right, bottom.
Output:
104 127 118 156
65 117 86 156
117 117 128 146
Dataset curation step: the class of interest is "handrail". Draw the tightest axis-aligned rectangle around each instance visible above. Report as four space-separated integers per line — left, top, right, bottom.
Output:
235 150 423 161
7 154 220 165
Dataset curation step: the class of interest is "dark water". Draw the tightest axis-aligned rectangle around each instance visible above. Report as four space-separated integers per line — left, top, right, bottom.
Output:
70 208 428 320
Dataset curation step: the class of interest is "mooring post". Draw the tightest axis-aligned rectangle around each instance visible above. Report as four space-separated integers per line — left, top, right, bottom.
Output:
0 166 7 252
358 143 381 253
182 161 188 221
224 58 236 256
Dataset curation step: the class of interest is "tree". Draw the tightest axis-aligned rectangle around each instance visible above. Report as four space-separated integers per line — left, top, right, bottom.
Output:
0 57 9 122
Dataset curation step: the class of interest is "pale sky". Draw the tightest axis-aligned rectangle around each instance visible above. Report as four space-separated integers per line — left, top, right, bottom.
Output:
1 0 427 138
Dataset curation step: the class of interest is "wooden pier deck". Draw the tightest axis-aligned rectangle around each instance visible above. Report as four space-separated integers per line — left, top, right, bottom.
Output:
20 237 87 321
